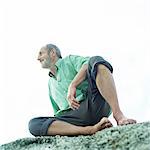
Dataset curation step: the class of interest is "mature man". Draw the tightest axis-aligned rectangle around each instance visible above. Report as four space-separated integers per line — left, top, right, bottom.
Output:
29 44 136 136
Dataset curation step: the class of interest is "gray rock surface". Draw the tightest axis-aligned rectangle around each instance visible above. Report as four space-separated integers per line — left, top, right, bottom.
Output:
1 122 150 150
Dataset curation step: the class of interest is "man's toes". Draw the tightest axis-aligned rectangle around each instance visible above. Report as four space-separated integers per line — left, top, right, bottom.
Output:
109 122 113 127
100 117 111 125
100 120 113 129
104 122 113 128
118 120 127 126
128 119 137 124
118 119 137 126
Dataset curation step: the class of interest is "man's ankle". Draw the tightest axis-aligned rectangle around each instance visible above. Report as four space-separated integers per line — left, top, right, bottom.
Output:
113 111 125 121
81 126 94 135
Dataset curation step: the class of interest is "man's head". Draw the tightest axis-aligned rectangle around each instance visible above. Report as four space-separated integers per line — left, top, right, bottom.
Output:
37 44 62 69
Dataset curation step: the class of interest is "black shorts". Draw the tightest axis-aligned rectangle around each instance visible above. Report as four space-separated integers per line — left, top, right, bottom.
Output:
28 56 113 136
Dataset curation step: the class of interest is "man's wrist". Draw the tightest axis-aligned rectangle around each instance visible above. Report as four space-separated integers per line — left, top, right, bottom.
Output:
69 82 77 88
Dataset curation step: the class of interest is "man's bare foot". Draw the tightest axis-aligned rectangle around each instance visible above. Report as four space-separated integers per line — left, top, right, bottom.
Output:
117 117 137 125
90 117 113 134
114 113 137 125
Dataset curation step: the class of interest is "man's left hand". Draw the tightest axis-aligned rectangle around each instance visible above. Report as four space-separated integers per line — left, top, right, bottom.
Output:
67 85 80 110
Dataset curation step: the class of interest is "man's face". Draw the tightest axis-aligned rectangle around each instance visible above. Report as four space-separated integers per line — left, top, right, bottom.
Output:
37 48 51 68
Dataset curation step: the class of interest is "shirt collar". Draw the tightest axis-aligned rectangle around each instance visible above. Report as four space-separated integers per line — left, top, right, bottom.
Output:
48 58 62 77
55 58 62 68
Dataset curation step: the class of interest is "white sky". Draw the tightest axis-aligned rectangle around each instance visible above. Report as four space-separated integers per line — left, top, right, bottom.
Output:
0 0 150 145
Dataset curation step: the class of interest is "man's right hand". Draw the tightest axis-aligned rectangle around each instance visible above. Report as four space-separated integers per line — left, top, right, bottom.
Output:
67 85 80 110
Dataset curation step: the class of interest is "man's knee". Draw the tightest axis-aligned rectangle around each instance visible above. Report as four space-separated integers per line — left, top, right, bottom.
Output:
97 64 111 75
28 118 40 136
89 56 113 74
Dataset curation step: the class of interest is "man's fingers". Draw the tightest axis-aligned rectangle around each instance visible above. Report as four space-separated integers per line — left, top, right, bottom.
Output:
75 99 79 103
71 105 79 110
72 99 80 106
71 103 80 109
72 101 80 108
70 99 80 109
72 98 80 103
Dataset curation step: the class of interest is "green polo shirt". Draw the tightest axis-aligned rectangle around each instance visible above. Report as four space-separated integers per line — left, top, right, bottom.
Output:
48 55 90 116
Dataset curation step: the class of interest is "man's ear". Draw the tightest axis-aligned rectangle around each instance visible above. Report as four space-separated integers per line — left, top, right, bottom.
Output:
50 48 57 56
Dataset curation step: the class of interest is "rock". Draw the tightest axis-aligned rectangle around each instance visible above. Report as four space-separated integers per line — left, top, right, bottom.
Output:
0 122 150 150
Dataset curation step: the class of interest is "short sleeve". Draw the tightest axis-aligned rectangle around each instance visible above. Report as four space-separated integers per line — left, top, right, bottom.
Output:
69 55 90 72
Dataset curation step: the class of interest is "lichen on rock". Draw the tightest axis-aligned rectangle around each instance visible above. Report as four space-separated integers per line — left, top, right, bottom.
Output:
0 122 150 150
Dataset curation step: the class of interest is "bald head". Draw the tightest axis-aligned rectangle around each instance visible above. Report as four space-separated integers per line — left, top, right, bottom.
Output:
45 44 62 58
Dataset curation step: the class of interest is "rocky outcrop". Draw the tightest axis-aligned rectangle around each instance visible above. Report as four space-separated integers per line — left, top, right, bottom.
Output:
1 122 150 150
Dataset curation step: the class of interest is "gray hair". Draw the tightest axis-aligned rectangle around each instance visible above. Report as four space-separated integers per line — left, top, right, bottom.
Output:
46 44 62 58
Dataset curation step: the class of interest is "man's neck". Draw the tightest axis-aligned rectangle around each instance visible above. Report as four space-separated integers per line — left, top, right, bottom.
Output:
50 66 57 76
49 57 59 76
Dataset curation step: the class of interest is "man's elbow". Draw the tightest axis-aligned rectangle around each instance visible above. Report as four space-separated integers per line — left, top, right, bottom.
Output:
82 64 88 70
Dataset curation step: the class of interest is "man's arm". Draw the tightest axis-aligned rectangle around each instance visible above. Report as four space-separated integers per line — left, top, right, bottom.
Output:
67 64 88 109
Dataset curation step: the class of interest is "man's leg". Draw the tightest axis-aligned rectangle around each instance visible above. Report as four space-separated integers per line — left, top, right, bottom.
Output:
96 64 136 125
47 117 112 136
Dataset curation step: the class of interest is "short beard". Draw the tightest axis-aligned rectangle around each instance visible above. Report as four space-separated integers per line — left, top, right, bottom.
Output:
42 57 51 68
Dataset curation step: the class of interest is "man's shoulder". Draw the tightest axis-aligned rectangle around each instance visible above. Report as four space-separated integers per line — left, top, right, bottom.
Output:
61 55 81 62
64 54 90 60
63 55 82 59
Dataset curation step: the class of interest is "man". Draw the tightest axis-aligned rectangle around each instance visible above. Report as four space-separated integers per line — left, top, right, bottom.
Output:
28 44 136 136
